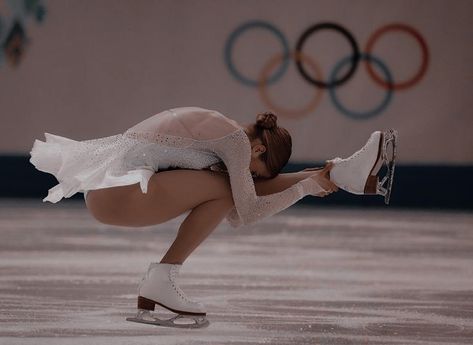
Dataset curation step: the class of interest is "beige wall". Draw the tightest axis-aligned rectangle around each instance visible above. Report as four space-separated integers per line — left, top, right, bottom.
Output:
1 0 472 164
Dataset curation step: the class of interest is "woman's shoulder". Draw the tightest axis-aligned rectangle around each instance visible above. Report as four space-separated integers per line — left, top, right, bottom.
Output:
214 110 242 130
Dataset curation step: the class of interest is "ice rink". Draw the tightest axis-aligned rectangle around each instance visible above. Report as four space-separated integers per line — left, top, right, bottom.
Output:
1 200 472 344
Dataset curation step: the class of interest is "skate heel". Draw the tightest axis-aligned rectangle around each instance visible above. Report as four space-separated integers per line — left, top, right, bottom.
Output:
364 175 378 194
138 296 156 311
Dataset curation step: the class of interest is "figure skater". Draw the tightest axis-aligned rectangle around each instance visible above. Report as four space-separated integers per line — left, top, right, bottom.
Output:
29 106 397 328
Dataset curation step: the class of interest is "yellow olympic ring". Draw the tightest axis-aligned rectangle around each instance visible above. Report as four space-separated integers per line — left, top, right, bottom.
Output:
258 51 324 119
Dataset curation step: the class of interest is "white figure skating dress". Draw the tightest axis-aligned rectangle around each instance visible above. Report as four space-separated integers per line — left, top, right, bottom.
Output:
29 106 326 228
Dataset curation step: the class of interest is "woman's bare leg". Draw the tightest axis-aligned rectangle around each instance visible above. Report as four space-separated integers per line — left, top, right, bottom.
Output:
86 169 234 255
159 169 320 264
160 197 233 264
87 168 320 265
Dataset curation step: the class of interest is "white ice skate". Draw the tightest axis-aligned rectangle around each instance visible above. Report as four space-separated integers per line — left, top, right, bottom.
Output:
126 262 209 328
329 129 398 204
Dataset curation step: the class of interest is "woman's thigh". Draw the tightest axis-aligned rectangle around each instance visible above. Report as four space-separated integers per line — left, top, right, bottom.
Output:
85 169 233 227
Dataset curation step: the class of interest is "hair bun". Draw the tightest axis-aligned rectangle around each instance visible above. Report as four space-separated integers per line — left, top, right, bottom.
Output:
256 111 278 130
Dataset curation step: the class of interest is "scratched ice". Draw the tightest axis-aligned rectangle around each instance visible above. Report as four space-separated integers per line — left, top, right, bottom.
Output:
1 200 473 344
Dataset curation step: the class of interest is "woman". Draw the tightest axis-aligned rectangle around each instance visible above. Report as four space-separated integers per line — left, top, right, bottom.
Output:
29 106 396 328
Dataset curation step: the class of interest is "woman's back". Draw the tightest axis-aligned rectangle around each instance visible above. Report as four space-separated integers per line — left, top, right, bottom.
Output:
125 107 242 141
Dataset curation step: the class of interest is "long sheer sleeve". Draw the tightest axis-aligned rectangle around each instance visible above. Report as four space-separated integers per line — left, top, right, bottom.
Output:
213 129 327 228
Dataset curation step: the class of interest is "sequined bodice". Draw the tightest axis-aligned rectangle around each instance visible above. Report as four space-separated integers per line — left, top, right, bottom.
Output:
122 142 221 172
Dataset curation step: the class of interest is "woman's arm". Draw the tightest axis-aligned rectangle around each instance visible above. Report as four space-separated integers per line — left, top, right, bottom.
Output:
213 130 331 228
254 165 337 196
254 170 320 196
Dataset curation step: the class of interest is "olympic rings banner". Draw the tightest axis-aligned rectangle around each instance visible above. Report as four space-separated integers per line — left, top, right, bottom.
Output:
224 20 429 119
1 0 472 165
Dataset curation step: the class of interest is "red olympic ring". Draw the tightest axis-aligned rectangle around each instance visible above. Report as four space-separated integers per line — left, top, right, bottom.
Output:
364 23 430 91
258 51 324 119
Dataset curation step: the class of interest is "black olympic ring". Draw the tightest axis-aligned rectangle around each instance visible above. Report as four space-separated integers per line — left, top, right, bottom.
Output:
295 22 361 88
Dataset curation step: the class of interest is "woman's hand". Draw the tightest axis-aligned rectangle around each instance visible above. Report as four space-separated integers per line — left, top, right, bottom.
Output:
307 162 339 197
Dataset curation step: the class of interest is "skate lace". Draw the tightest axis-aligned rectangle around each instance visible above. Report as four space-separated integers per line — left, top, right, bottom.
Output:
169 265 199 305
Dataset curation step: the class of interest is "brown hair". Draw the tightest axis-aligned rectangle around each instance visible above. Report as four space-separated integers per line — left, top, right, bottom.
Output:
246 111 292 178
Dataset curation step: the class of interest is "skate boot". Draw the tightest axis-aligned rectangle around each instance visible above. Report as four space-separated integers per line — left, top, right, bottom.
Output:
126 262 209 328
329 129 398 204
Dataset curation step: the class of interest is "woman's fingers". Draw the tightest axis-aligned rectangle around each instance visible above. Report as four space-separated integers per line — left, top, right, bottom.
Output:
318 174 339 195
326 178 339 192
319 162 338 192
307 161 339 197
317 178 336 195
321 162 330 170
320 162 334 176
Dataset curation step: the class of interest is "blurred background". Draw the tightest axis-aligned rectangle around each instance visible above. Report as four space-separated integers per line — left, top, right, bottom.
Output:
1 2 473 342
1 0 472 209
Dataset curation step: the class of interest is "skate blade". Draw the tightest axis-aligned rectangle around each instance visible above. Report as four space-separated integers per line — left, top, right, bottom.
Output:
126 309 209 329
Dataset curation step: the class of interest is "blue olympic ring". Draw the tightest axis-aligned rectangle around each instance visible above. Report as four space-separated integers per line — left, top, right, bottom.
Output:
224 20 290 87
329 53 394 119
